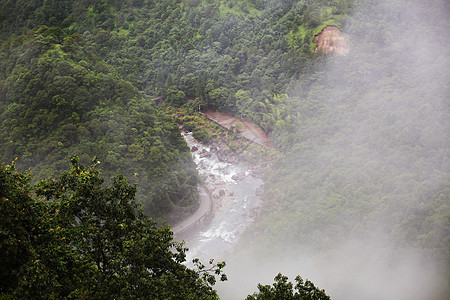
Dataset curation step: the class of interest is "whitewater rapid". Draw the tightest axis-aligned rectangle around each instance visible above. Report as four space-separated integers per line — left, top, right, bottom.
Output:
181 132 263 261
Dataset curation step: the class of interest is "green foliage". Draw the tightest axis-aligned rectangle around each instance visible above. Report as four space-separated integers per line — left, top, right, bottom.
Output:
0 0 352 136
247 0 450 272
0 1 448 297
0 24 198 221
0 158 225 299
177 107 280 170
246 273 330 300
0 159 37 295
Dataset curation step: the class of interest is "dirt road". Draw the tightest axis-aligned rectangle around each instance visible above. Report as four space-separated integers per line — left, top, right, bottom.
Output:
171 185 212 236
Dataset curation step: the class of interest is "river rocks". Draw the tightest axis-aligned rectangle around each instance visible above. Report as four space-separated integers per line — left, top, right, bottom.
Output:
203 176 225 193
216 151 239 164
211 188 227 198
250 168 264 178
197 160 207 170
208 142 241 165
232 172 246 181
179 130 265 255
199 149 211 158
183 129 262 205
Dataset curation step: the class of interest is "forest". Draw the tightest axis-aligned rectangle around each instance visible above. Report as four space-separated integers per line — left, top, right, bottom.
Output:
0 0 355 226
0 0 448 299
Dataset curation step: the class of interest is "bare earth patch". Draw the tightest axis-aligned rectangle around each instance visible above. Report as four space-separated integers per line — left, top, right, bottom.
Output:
202 109 275 148
314 25 350 55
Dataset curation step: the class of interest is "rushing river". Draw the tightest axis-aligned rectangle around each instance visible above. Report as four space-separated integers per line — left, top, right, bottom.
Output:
181 132 263 261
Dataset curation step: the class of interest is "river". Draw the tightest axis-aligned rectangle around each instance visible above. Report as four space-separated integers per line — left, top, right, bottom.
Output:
177 131 263 262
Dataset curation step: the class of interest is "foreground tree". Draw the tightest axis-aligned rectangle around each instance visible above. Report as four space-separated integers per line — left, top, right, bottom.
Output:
0 157 225 299
246 273 330 300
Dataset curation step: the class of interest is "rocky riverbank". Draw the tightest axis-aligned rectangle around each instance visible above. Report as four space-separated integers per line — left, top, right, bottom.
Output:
186 132 264 215
180 130 264 260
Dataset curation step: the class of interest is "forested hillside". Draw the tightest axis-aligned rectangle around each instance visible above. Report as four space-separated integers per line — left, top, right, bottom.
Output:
1 0 351 127
0 0 449 298
252 0 450 256
0 0 356 220
0 1 202 221
223 1 450 299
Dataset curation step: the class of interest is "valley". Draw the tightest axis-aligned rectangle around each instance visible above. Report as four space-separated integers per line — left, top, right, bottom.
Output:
1 0 449 299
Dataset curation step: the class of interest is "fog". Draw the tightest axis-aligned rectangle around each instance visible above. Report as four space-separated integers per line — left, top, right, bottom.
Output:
214 0 450 299
218 238 448 299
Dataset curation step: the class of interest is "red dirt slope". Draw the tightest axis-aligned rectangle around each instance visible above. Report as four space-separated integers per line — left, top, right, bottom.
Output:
202 109 275 148
314 26 350 55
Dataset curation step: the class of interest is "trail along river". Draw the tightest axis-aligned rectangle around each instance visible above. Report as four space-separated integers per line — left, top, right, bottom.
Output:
178 132 263 262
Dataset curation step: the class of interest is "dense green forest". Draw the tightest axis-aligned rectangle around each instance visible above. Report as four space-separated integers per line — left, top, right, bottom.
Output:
226 0 450 298
0 0 449 298
0 1 203 221
251 0 450 255
274 0 448 253
0 0 353 219
1 159 228 298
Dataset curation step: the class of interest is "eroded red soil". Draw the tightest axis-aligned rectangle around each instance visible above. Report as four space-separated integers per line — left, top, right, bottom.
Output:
202 109 275 148
314 26 350 55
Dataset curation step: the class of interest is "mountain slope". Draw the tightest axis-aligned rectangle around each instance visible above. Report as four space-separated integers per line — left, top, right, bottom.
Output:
0 25 198 220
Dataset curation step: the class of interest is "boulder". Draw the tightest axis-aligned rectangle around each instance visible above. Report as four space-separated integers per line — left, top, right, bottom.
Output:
191 146 198 152
232 172 246 181
199 149 211 158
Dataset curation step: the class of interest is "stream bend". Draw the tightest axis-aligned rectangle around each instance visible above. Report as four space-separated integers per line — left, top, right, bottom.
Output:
172 132 263 259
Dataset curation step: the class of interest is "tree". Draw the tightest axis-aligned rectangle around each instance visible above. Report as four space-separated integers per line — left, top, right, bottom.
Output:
0 157 226 299
0 159 42 295
166 85 187 107
246 273 330 300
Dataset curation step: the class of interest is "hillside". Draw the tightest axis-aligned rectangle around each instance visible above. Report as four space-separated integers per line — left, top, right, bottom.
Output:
0 0 449 299
0 0 351 217
0 17 199 221
223 0 450 299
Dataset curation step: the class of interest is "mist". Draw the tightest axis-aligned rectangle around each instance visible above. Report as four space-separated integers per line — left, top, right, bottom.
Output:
215 0 450 299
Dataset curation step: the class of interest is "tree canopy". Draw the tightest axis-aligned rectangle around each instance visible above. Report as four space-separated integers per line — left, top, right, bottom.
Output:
0 0 448 298
246 273 330 300
0 157 225 299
